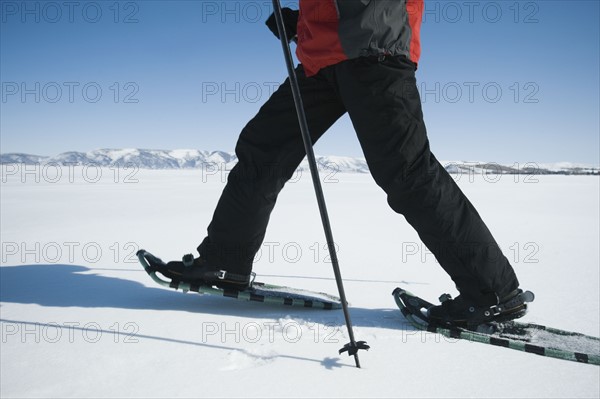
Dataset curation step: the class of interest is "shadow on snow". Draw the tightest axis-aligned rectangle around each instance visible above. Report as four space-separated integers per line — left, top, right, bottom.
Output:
1 263 424 367
0 264 424 326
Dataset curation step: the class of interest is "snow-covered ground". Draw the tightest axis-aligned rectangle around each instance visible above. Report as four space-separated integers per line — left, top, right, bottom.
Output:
1 167 599 398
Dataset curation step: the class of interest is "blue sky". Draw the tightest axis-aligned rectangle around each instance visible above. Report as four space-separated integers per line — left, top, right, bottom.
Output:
1 0 599 164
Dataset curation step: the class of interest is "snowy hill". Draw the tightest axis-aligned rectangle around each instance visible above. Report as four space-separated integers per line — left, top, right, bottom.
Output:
441 161 599 176
0 149 368 173
0 149 598 175
0 153 49 164
36 149 238 170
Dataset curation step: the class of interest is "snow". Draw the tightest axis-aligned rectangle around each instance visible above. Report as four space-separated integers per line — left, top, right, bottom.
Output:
1 168 599 398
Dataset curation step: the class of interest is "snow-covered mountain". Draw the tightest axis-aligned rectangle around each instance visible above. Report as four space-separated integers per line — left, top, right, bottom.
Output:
0 149 598 175
0 149 369 173
0 153 48 164
35 149 239 170
440 161 599 176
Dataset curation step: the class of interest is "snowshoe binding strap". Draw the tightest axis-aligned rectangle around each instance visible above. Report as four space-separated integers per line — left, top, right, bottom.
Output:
480 290 535 320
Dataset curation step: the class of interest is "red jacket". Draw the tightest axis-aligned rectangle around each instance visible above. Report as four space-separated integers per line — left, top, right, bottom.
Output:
296 0 424 76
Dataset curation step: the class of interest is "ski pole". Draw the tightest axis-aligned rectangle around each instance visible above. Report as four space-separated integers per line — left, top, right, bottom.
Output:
271 0 369 368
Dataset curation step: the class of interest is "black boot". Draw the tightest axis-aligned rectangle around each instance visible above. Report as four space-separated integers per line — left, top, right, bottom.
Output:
144 252 252 290
427 289 534 328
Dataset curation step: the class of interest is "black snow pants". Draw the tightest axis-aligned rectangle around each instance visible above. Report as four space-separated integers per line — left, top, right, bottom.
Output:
197 55 519 302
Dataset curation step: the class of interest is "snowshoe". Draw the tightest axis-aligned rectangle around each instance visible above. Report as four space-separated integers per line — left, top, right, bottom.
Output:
393 288 600 366
137 249 342 309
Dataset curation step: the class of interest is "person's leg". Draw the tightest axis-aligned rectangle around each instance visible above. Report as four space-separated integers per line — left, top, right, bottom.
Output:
335 55 519 303
198 65 346 275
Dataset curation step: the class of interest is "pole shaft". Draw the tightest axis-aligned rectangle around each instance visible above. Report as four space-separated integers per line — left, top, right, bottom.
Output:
271 0 361 368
